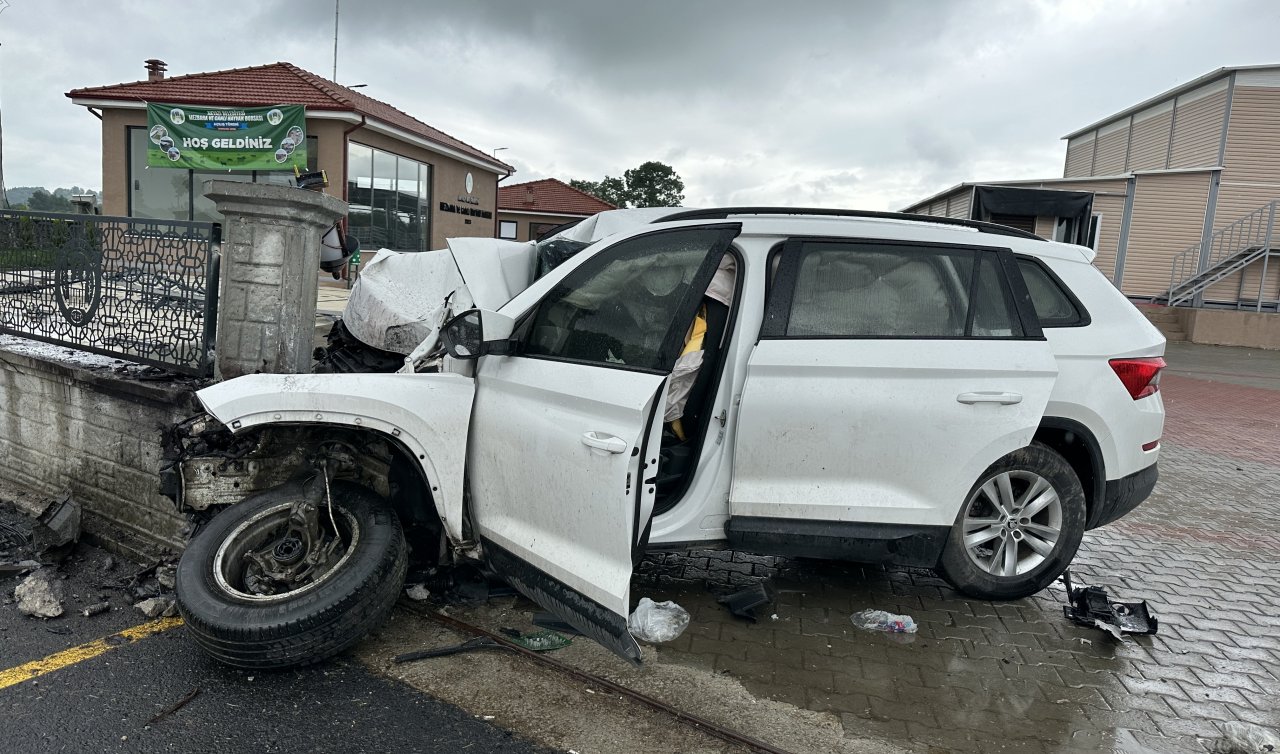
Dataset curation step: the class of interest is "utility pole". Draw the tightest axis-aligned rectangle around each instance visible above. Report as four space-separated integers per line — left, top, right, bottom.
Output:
332 0 340 80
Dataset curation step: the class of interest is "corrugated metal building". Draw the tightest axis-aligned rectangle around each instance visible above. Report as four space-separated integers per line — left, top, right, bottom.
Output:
903 65 1280 311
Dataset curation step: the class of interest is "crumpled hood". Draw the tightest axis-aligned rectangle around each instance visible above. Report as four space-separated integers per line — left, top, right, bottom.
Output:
343 238 536 354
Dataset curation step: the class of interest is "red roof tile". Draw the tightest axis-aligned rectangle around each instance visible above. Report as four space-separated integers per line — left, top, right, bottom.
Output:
498 178 616 216
67 62 512 172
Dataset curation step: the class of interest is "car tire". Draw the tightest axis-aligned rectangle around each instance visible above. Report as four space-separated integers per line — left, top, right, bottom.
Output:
175 480 408 670
937 442 1085 601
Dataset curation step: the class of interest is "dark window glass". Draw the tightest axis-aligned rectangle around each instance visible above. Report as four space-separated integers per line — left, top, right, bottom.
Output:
529 222 561 240
522 229 725 371
786 245 973 337
128 127 191 220
346 142 374 246
1017 258 1086 327
970 254 1024 337
783 242 1024 338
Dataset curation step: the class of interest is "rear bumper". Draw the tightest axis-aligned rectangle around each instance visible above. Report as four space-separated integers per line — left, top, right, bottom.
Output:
1088 463 1158 529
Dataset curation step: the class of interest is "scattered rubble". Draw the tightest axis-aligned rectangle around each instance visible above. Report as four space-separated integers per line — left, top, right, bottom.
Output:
15 571 64 619
31 491 81 552
134 597 178 619
627 597 690 643
850 609 918 634
1061 571 1158 639
82 601 111 617
717 582 775 622
405 584 431 601
155 565 177 591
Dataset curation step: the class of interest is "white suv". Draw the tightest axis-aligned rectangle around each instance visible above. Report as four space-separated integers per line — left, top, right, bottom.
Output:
174 207 1166 668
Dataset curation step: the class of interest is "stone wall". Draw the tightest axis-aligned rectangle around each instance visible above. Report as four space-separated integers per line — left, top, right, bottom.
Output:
0 337 199 559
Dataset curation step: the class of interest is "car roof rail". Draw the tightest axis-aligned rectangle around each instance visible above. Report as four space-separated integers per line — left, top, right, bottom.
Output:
653 207 1046 241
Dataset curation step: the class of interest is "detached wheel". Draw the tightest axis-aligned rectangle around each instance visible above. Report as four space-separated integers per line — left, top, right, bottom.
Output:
176 480 407 669
938 443 1085 600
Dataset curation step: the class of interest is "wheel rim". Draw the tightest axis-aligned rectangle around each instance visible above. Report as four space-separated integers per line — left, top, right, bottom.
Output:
212 500 361 603
961 470 1063 578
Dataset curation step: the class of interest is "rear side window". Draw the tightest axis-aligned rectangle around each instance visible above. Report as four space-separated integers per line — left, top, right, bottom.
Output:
771 241 1025 339
1016 257 1089 327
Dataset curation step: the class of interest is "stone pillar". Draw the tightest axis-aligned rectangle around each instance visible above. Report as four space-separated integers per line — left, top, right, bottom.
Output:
205 181 347 380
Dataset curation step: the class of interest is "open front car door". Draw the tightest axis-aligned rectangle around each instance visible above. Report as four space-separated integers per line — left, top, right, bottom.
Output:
465 224 740 663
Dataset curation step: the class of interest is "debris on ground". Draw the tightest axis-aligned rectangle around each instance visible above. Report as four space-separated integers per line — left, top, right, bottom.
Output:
394 637 506 663
31 491 81 552
716 582 775 622
627 597 691 643
146 688 201 726
14 571 64 618
134 597 178 619
1210 721 1280 754
82 601 111 617
405 584 431 601
532 611 583 636
0 560 41 579
155 565 177 591
850 609 918 634
499 628 573 652
1061 571 1158 639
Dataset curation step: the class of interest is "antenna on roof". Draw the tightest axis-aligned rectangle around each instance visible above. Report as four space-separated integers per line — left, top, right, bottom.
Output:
332 0 340 80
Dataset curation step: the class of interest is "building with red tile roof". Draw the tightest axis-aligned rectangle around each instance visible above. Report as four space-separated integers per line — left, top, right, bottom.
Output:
68 60 514 250
496 178 616 241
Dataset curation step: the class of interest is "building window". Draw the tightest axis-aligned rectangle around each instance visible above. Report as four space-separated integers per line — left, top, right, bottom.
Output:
1087 214 1101 250
126 127 317 222
346 141 432 252
529 221 562 240
498 220 518 239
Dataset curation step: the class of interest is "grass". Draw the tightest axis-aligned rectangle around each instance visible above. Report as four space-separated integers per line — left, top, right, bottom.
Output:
0 248 56 270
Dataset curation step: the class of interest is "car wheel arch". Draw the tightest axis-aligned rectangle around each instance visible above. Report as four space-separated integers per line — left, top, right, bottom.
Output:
1034 417 1105 527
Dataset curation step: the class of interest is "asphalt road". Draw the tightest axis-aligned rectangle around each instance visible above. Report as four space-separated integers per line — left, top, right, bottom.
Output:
0 545 554 754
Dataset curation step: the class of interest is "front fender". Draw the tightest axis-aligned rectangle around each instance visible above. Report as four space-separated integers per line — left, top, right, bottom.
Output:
196 373 474 543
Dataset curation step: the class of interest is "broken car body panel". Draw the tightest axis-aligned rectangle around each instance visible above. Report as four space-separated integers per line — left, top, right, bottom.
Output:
195 373 475 544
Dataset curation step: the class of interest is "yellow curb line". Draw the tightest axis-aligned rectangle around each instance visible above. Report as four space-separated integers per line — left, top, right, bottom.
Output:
0 616 184 691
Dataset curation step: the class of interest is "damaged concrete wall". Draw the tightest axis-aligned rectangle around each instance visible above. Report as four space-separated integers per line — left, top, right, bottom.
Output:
0 340 198 558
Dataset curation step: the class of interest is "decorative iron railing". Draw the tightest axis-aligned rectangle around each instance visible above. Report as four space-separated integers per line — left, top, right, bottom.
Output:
0 210 220 376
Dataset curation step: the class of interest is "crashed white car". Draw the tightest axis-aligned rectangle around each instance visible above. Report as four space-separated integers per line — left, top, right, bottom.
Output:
172 207 1166 668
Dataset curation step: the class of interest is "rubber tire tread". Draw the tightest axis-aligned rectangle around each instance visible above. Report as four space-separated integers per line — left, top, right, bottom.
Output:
937 442 1086 601
175 481 408 670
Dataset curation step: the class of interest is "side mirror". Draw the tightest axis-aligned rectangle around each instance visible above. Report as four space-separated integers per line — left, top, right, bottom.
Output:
441 310 483 360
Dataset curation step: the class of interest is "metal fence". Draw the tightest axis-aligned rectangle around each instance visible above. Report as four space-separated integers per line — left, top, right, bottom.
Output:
0 210 220 376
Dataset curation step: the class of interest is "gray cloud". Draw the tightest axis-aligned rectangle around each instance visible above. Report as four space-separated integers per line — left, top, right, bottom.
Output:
3 0 1278 211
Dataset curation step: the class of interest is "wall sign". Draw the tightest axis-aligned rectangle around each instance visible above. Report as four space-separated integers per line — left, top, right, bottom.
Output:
146 102 307 170
439 201 492 219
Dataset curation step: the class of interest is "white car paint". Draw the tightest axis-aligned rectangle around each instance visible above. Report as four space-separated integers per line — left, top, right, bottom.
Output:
195 373 476 544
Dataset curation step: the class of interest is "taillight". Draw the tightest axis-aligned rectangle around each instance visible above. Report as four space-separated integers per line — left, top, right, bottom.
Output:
1109 357 1166 400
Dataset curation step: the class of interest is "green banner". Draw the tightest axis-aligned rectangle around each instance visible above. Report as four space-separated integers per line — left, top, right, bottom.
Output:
146 103 307 170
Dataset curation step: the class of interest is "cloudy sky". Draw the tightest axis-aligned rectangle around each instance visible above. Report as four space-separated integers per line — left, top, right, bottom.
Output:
3 0 1278 209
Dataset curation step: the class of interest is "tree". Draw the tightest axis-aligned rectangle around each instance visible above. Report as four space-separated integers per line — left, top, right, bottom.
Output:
26 189 73 212
571 161 685 208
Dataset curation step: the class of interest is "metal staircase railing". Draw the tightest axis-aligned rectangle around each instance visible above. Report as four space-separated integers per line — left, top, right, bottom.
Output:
1166 201 1276 309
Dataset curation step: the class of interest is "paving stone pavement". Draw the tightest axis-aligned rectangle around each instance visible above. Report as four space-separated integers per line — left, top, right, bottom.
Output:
633 368 1280 753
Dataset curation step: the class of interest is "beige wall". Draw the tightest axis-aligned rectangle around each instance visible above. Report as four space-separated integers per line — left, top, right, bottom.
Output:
1092 120 1128 175
1127 102 1174 172
496 211 585 242
1064 133 1095 178
1169 82 1228 169
1185 308 1280 350
1121 171 1212 297
100 109 146 216
93 106 503 250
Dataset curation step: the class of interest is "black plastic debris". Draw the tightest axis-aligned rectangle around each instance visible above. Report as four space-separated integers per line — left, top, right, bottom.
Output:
532 610 583 636
717 581 776 622
1061 571 1158 639
393 637 505 663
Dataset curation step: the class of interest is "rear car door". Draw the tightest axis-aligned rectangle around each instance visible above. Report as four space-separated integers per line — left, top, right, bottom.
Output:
467 224 739 663
730 238 1058 545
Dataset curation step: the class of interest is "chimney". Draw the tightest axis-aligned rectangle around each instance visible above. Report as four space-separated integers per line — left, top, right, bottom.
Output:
145 59 167 81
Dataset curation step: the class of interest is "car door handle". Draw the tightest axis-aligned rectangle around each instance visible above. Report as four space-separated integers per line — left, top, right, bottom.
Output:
957 391 1023 405
581 432 628 454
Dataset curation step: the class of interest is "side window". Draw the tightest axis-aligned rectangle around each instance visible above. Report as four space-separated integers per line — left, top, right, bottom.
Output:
1016 257 1088 327
521 227 734 372
773 241 1025 339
